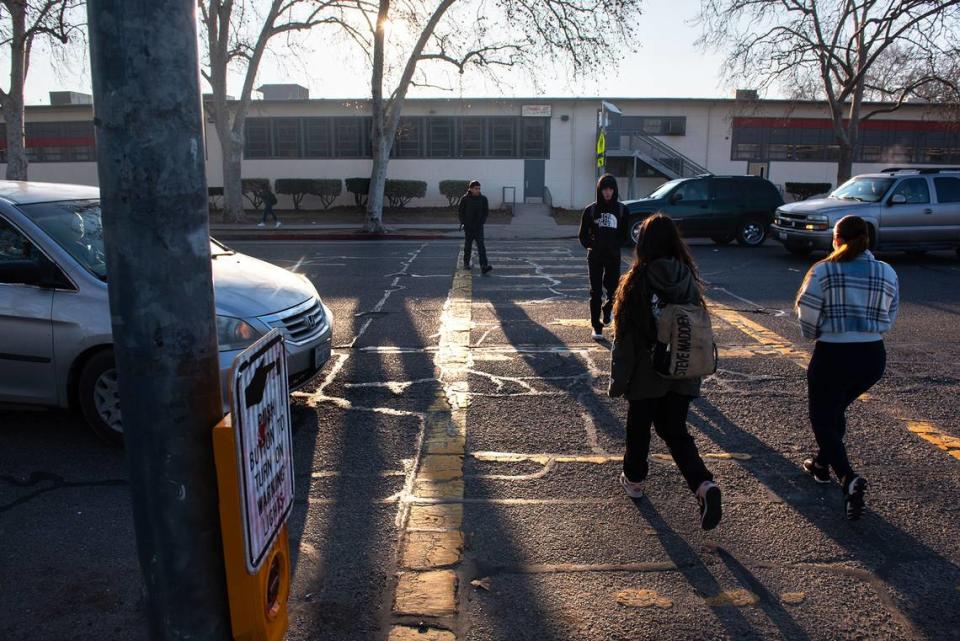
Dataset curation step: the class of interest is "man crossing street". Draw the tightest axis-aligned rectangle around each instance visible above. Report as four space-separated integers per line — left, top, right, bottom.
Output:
458 180 493 274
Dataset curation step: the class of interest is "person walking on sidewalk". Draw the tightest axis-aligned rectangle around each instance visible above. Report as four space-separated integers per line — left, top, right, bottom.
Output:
796 215 899 521
579 174 629 340
608 214 722 531
258 183 281 228
459 180 492 274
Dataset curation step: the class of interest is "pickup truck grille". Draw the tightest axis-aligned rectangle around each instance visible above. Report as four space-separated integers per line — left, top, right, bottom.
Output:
775 210 810 229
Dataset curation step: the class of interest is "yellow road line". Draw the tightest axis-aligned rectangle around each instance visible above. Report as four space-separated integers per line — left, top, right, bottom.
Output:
707 296 959 464
392 252 471 637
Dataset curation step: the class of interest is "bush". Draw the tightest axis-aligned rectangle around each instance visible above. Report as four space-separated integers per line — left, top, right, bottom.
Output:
785 182 832 201
275 178 343 210
241 178 270 209
439 180 470 207
385 179 427 208
346 177 370 208
208 186 224 212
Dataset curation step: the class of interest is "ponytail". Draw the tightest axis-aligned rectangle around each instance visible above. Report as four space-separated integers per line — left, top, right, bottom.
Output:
795 215 871 307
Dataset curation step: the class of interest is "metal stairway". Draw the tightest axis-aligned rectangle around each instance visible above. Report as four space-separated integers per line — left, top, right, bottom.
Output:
610 132 708 180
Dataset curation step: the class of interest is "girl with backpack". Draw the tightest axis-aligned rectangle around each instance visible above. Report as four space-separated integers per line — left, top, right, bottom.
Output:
608 214 722 530
795 215 899 520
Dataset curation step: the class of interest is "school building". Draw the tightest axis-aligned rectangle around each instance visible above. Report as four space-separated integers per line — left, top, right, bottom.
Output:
2 86 958 209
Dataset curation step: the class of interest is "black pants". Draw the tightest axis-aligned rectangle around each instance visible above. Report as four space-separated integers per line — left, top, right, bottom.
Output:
623 392 713 493
260 202 278 224
807 340 886 482
464 227 488 268
588 250 620 330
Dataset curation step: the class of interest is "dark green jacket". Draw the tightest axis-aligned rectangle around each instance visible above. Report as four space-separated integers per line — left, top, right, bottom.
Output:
608 258 703 400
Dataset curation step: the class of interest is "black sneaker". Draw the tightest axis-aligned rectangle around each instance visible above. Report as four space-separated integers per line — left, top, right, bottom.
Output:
696 481 722 531
602 308 612 326
481 265 493 274
463 263 471 270
802 458 831 484
843 476 867 521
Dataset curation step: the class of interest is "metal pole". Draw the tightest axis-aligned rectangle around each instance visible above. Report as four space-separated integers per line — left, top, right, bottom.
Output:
87 1 232 639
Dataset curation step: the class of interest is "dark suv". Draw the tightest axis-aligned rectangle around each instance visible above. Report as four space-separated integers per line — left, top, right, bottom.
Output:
624 175 784 247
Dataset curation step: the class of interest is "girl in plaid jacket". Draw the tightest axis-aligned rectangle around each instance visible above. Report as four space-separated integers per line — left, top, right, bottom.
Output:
795 215 899 520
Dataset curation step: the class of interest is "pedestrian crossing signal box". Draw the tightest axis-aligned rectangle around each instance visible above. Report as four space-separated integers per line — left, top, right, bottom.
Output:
213 329 294 641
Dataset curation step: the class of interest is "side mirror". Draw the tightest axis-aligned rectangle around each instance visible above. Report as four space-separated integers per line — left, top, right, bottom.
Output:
670 192 683 204
889 194 907 206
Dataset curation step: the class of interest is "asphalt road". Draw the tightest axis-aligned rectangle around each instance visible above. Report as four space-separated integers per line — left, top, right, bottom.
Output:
2 238 959 641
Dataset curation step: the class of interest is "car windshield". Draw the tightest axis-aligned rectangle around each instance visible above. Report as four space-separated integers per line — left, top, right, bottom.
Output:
831 177 894 203
645 180 682 200
17 199 228 281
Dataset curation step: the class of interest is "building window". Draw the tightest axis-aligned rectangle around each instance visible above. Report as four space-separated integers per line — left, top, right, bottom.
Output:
272 118 302 157
521 118 549 158
394 118 423 158
244 119 271 158
488 118 517 157
0 121 96 163
334 118 363 157
621 116 686 137
303 118 332 157
427 118 454 157
731 117 960 163
459 118 485 157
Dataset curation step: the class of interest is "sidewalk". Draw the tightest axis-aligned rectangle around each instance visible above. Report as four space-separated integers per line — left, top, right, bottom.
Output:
210 203 578 242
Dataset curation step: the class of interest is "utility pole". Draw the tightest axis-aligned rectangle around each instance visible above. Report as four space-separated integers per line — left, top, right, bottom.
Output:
87 1 232 639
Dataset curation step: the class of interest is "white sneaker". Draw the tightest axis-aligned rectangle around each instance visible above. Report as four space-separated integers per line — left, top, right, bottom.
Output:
275 221 282 227
591 330 603 340
620 472 644 498
257 222 265 227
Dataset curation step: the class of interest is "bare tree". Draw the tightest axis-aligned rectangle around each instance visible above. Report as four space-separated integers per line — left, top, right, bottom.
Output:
698 0 960 184
342 0 641 232
1 0 83 180
199 0 350 222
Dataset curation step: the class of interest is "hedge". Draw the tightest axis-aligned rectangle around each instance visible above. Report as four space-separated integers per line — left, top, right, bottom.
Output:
345 177 371 208
385 179 427 208
275 178 343 210
439 180 470 207
785 182 832 201
241 178 270 209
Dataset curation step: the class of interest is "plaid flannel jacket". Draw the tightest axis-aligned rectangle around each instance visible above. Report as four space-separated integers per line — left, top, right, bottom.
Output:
796 251 899 340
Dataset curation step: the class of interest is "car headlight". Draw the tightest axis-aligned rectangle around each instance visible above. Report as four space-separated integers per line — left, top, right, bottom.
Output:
217 316 263 351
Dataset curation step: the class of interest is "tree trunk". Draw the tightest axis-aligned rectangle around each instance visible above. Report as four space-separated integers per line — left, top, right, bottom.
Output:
366 142 390 233
836 142 854 186
3 103 27 181
221 128 245 223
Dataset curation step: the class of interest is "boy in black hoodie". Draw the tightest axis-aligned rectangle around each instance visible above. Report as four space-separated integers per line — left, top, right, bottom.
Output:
579 174 630 339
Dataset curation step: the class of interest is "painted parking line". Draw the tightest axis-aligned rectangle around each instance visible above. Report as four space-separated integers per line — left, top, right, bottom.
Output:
391 251 471 638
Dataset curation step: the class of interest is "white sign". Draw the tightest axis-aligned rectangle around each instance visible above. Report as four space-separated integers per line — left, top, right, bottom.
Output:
521 105 552 118
231 329 294 574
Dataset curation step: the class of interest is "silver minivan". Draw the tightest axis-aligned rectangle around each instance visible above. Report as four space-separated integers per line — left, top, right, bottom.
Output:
0 181 333 443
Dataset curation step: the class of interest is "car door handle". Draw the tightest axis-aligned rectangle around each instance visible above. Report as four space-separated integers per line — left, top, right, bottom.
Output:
923 208 933 214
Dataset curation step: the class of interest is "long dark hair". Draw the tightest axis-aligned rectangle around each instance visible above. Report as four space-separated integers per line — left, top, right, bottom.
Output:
613 214 700 328
795 215 871 306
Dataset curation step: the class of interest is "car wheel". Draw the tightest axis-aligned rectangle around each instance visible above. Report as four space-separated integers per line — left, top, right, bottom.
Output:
785 243 813 257
629 218 644 245
735 217 768 247
78 350 123 445
710 234 735 245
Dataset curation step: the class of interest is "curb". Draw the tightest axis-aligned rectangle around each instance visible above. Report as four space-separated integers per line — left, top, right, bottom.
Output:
213 231 452 241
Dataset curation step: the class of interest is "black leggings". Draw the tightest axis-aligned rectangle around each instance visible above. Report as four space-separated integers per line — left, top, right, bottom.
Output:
623 392 713 493
807 340 886 482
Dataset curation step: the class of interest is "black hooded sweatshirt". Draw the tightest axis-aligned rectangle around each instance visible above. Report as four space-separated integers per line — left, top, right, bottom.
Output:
578 175 629 256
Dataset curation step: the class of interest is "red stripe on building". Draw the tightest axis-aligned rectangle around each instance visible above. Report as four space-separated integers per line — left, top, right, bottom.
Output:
0 137 96 150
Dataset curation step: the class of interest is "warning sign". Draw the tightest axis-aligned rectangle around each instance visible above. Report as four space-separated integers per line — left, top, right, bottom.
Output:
231 329 294 574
